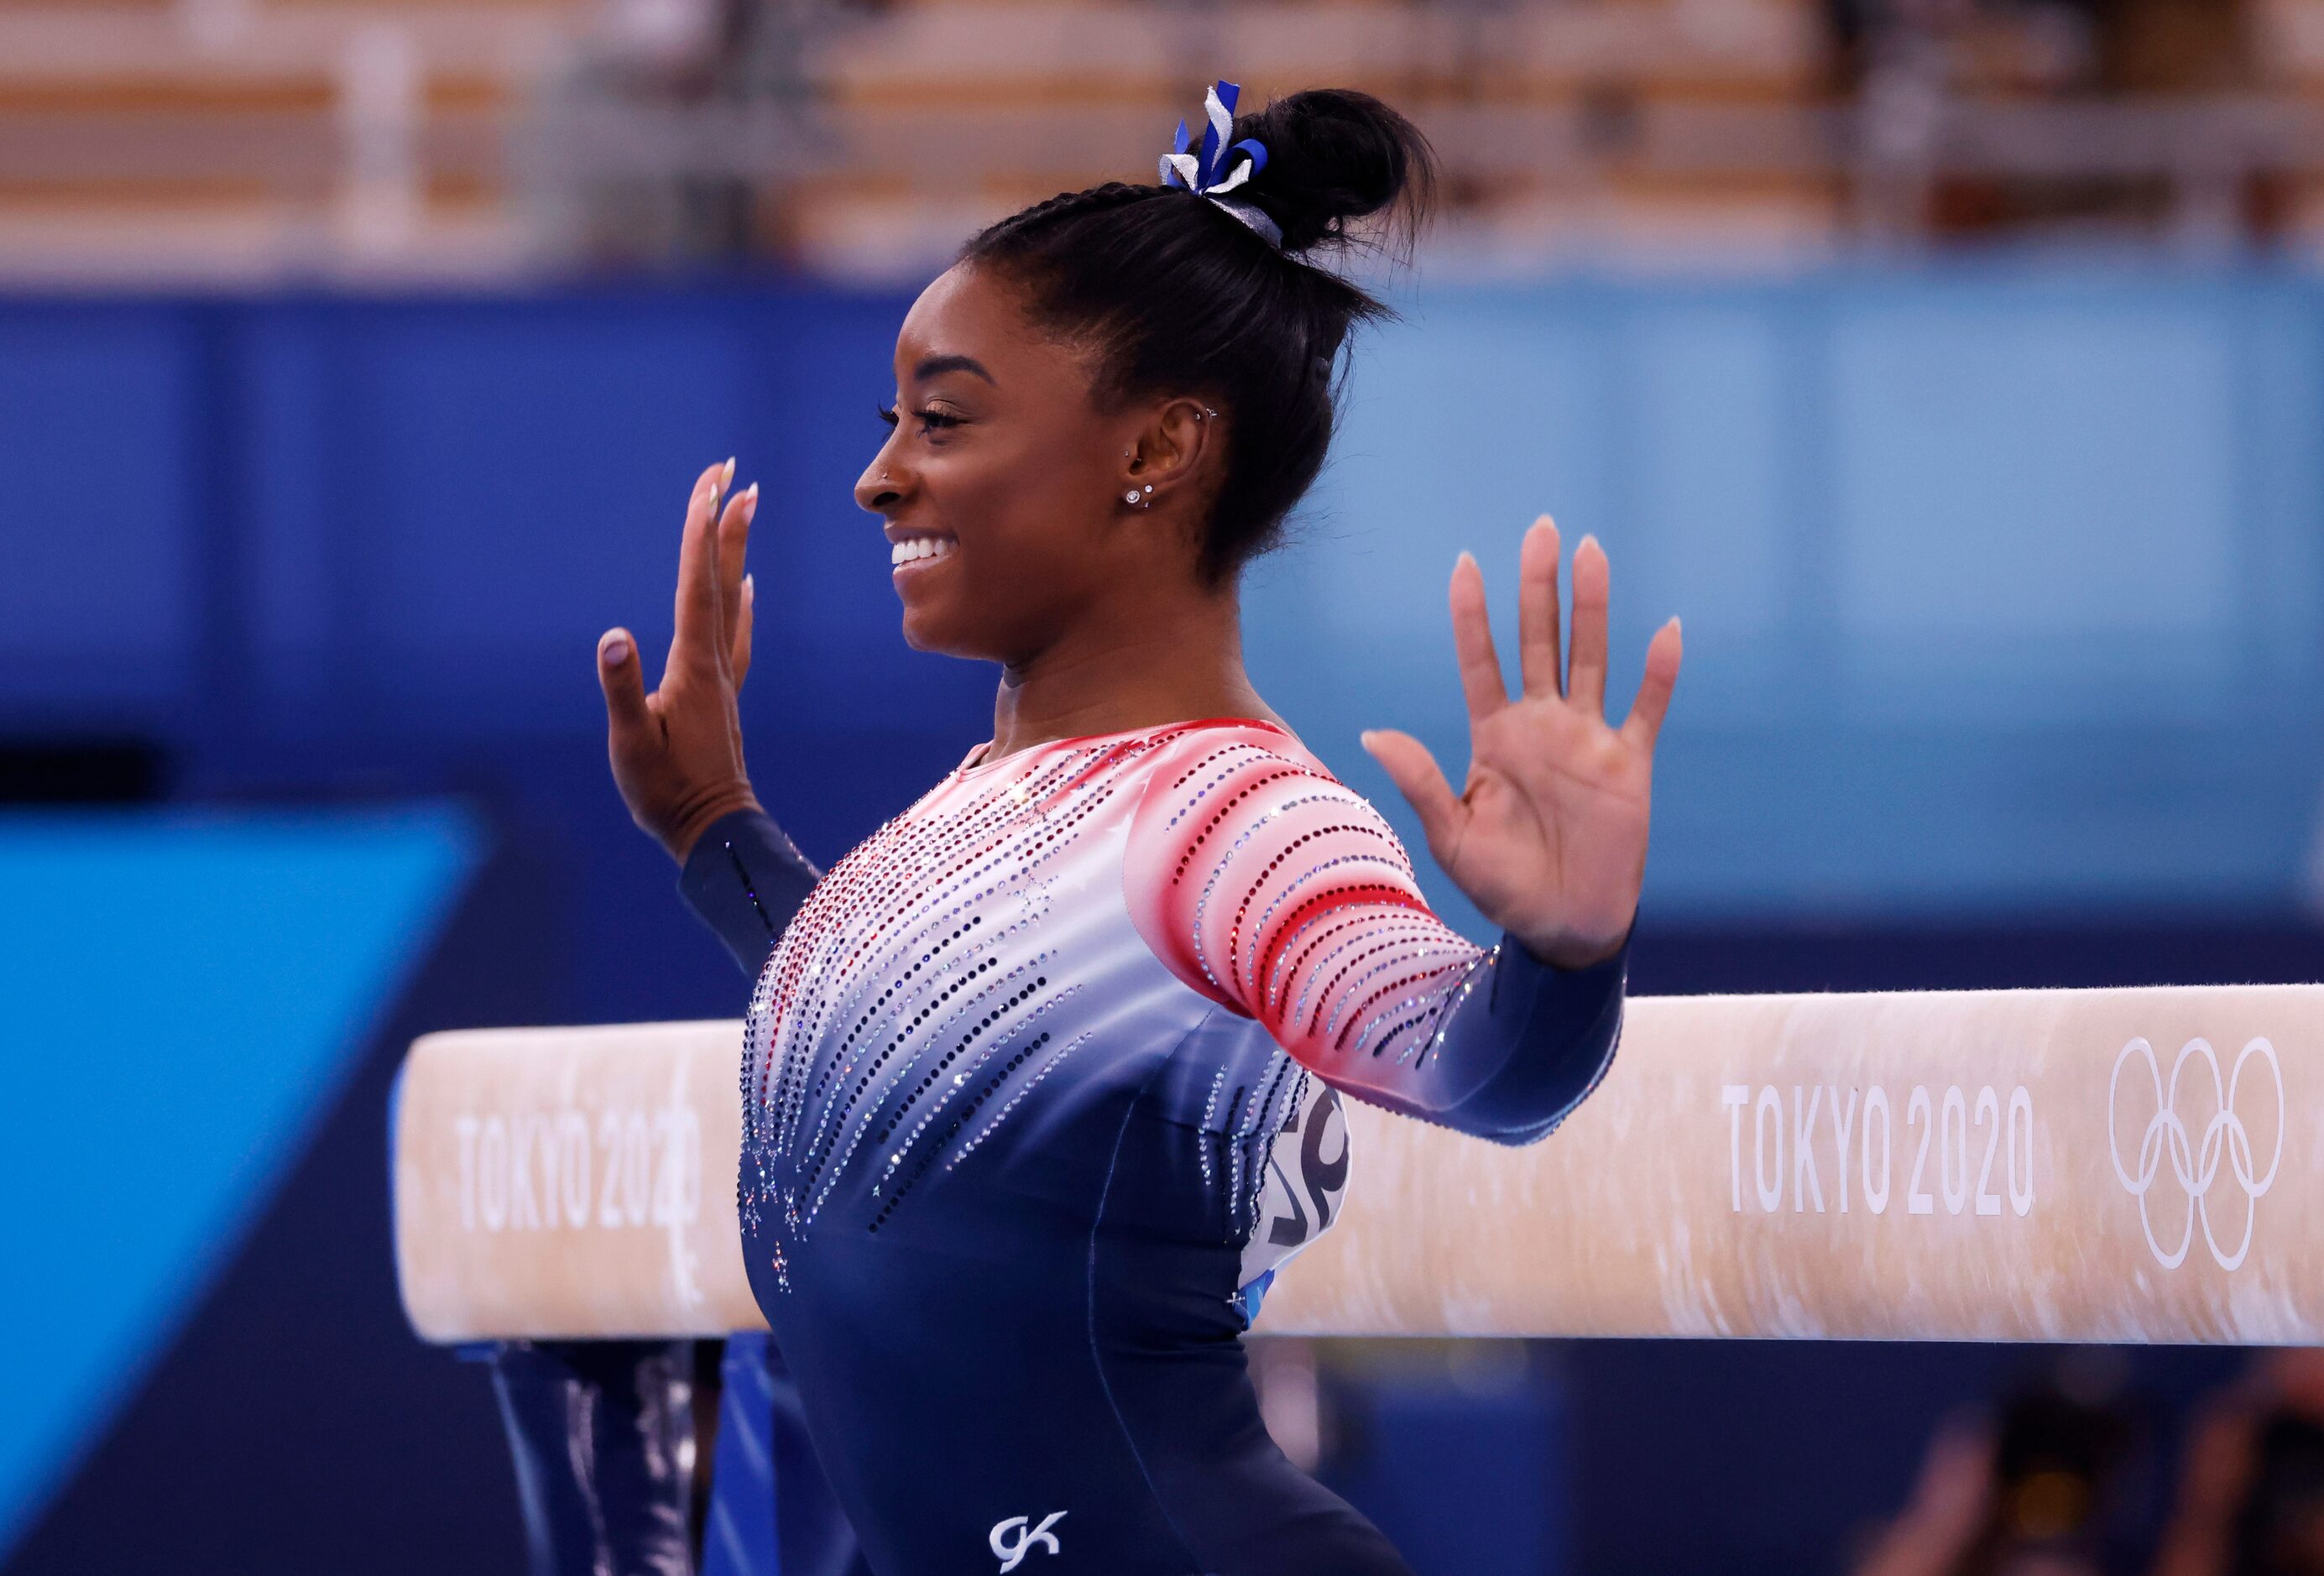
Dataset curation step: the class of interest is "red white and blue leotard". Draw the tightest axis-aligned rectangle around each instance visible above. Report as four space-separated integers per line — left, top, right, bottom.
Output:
679 718 1627 1576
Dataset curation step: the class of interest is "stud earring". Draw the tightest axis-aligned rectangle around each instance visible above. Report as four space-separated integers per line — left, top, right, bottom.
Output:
1124 489 1140 504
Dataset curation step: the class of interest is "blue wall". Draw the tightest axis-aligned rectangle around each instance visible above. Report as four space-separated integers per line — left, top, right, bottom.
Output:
1278 271 2324 920
7 270 2320 933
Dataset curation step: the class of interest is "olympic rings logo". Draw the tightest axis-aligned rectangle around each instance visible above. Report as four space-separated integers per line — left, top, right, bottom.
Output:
2108 1036 2283 1271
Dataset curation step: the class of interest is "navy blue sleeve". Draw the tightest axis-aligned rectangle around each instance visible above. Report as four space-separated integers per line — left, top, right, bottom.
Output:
1416 931 1629 1144
677 807 822 975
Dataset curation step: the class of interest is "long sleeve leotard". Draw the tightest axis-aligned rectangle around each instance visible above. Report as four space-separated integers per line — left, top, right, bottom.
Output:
679 718 1627 1576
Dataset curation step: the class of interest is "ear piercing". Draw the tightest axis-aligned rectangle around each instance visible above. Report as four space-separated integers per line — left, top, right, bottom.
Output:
1124 483 1155 507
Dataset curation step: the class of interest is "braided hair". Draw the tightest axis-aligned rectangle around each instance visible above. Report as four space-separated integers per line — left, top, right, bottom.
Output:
961 88 1436 585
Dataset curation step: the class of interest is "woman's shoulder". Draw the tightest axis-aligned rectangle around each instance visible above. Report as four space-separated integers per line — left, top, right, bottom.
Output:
1120 715 1418 1013
1128 715 1334 798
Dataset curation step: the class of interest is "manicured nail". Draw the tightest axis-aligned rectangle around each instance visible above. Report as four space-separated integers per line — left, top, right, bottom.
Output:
742 573 755 601
720 457 736 489
601 634 630 665
739 482 760 509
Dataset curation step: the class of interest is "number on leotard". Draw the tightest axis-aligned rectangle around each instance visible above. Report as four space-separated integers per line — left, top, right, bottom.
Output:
1266 1155 1310 1247
1298 1089 1349 1233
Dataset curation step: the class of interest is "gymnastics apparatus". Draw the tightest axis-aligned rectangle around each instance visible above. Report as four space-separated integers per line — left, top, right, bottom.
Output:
396 987 2306 1347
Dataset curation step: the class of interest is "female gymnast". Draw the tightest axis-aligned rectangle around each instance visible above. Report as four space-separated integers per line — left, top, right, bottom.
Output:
591 82 1681 1576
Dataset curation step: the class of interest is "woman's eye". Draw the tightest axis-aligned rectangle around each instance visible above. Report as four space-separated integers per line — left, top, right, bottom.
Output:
876 401 962 435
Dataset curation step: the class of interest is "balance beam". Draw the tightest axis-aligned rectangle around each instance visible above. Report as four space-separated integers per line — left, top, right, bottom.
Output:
392 986 2311 1345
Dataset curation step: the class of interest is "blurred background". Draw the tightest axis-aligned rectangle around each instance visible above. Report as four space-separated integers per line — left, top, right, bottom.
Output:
9 0 2324 1572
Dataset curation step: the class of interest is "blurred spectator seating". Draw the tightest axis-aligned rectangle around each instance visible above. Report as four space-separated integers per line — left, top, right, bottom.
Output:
0 0 590 279
0 0 1841 279
5 0 2324 281
2258 0 2324 253
776 0 1839 275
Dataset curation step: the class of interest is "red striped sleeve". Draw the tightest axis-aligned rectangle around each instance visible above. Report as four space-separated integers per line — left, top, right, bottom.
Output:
1124 724 1490 1076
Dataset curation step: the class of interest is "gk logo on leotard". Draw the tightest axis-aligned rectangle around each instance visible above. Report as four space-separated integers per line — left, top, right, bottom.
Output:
2108 1036 2283 1271
990 1511 1065 1573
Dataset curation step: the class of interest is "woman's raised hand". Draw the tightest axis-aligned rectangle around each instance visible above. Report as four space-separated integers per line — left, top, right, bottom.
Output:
1360 517 1680 971
597 459 763 864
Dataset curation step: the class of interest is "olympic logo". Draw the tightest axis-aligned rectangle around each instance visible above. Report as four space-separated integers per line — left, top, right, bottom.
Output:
2108 1036 2283 1271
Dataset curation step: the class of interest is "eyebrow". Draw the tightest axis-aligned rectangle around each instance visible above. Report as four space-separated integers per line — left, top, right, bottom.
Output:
911 353 995 385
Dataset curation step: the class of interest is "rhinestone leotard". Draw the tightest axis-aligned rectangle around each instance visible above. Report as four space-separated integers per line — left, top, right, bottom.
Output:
679 718 1627 1576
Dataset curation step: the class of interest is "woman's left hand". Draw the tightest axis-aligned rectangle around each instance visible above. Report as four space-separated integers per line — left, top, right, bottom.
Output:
1361 517 1681 971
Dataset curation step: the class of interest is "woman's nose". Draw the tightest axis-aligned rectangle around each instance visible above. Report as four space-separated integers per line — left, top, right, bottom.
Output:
854 441 908 514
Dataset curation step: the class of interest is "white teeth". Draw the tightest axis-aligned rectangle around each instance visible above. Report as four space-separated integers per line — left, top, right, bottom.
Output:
889 536 957 566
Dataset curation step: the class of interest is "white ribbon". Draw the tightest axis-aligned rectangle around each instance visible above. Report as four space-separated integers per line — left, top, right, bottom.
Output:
1159 85 1276 244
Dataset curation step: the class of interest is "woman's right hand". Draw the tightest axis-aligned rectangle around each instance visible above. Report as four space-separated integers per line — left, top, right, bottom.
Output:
597 459 763 864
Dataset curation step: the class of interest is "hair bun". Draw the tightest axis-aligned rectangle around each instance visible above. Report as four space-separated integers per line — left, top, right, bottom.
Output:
1234 88 1436 256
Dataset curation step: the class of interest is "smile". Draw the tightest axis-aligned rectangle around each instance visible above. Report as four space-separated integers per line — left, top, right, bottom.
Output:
890 534 957 569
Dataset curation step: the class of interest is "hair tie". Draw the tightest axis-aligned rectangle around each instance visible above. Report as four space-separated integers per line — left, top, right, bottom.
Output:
1158 80 1282 248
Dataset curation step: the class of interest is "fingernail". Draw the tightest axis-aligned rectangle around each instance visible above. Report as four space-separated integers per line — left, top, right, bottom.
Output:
1359 730 1379 748
720 457 736 488
743 572 755 601
740 482 760 509
601 634 630 665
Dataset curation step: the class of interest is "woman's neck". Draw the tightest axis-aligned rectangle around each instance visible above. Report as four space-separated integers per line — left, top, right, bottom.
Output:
985 587 1276 765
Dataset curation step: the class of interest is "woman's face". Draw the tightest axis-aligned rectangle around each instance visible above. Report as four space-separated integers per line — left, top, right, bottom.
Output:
854 264 1183 661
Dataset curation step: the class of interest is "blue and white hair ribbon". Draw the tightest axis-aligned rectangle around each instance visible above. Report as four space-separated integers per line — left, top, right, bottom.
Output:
1159 80 1282 248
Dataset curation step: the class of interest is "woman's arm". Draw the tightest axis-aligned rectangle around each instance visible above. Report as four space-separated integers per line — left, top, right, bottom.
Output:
678 808 821 974
597 458 767 867
1128 519 1674 1144
592 459 823 971
1125 728 1626 1143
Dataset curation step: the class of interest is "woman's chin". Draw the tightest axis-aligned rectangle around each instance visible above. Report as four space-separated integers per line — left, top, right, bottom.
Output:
897 603 974 657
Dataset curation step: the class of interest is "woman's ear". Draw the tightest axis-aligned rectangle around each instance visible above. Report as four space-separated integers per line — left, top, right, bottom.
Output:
1120 397 1220 511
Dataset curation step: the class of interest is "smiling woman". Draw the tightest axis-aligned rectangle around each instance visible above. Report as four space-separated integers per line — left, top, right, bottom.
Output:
568 80 1682 1576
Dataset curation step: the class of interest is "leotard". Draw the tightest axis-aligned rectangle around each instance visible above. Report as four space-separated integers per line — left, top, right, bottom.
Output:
678 717 1627 1576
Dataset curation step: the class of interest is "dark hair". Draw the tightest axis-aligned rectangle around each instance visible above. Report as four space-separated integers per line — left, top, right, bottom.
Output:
961 87 1436 584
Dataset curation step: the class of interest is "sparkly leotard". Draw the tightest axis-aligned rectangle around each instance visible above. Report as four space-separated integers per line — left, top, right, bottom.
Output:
679 717 1627 1576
